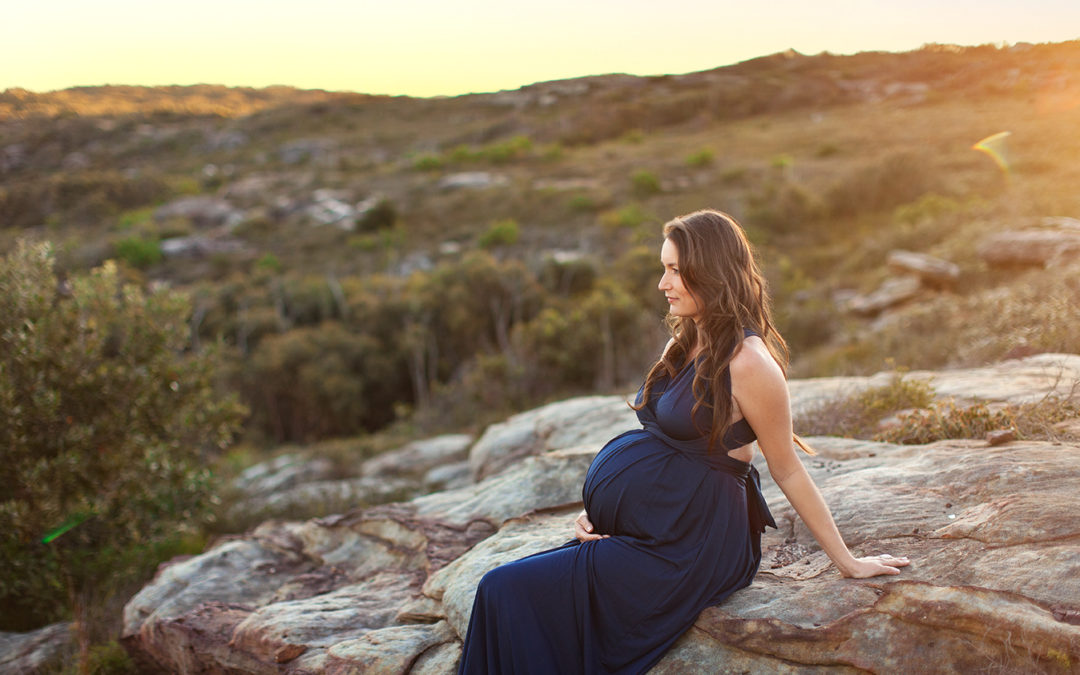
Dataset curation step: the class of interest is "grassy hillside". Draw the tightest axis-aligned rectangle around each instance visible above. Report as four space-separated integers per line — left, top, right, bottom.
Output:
3 41 1080 442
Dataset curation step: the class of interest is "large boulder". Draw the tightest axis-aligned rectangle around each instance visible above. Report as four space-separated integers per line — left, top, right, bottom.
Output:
788 352 1080 416
977 225 1080 268
0 622 73 674
362 434 474 480
468 396 636 480
122 354 1080 673
886 249 960 288
431 437 1080 674
845 276 921 317
122 446 595 673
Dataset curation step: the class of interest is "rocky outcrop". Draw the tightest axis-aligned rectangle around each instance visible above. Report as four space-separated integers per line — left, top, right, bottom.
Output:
467 396 637 481
123 446 597 673
362 435 473 480
0 623 73 674
436 172 509 191
886 249 960 288
845 276 921 316
122 354 1080 674
977 221 1080 268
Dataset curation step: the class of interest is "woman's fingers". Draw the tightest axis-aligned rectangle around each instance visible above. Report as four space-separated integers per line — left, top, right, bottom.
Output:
573 512 609 542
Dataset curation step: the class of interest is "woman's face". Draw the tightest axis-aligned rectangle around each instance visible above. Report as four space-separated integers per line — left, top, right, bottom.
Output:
659 238 702 322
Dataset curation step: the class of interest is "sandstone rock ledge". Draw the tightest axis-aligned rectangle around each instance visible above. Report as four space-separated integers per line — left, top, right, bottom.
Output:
122 357 1080 674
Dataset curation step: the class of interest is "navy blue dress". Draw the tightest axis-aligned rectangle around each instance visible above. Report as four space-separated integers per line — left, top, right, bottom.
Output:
458 342 776 674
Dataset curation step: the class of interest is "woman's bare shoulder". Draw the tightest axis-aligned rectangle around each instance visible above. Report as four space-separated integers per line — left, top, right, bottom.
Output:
730 335 784 382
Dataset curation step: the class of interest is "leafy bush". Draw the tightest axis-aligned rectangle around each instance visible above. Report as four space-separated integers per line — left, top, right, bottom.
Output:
685 149 715 167
240 321 409 441
600 203 650 229
630 169 661 197
878 394 1080 444
113 235 162 268
412 154 444 171
483 135 532 164
794 369 936 438
566 193 598 212
770 153 794 169
478 219 520 248
254 252 282 273
357 198 398 232
539 256 597 297
746 179 824 233
0 242 245 659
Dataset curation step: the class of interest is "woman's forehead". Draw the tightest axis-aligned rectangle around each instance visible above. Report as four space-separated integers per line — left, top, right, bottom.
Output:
660 238 679 263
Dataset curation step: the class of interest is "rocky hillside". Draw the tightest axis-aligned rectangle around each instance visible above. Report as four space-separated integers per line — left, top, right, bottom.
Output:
8 353 1055 673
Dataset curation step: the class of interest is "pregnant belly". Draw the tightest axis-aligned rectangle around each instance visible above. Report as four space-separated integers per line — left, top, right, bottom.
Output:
583 430 714 542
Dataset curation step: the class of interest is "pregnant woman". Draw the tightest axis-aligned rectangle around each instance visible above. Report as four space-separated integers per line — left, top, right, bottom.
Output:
457 209 909 674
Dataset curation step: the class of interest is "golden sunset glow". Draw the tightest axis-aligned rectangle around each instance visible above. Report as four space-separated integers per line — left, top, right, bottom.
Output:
4 0 1080 96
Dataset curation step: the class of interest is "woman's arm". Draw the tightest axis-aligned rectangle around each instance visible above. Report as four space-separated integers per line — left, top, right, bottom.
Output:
731 338 909 578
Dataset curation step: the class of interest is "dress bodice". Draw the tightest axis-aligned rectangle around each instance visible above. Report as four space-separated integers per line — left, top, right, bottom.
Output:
636 346 757 451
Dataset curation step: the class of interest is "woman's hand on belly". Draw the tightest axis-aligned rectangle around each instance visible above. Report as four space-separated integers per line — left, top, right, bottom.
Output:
574 510 610 542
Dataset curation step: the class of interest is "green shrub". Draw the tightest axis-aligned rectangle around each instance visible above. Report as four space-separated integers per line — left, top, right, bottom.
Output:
357 198 397 232
241 321 409 441
600 203 650 229
113 235 162 268
0 242 244 659
878 394 1080 445
254 252 282 273
478 219 520 248
413 154 444 171
566 193 598 212
770 153 794 169
116 207 154 231
539 256 597 297
540 143 565 161
483 135 532 164
630 169 661 197
449 144 479 163
794 369 936 438
746 179 824 233
685 149 715 167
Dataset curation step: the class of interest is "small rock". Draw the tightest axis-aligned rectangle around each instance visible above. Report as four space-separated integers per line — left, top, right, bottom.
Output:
886 250 960 288
275 643 307 663
986 428 1017 446
159 235 247 259
437 172 509 191
846 276 921 316
977 228 1080 268
0 622 74 674
362 434 474 479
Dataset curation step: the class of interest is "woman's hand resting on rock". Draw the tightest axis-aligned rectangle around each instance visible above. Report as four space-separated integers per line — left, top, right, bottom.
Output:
840 554 911 578
574 510 609 543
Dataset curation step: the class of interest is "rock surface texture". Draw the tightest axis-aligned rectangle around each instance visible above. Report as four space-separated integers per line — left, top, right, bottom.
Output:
121 354 1080 674
977 223 1080 268
0 623 73 674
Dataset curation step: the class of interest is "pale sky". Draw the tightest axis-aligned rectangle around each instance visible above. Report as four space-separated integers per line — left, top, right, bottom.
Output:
4 1 1079 97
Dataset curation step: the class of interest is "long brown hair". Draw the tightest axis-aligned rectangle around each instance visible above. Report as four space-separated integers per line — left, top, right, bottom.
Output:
632 209 814 455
